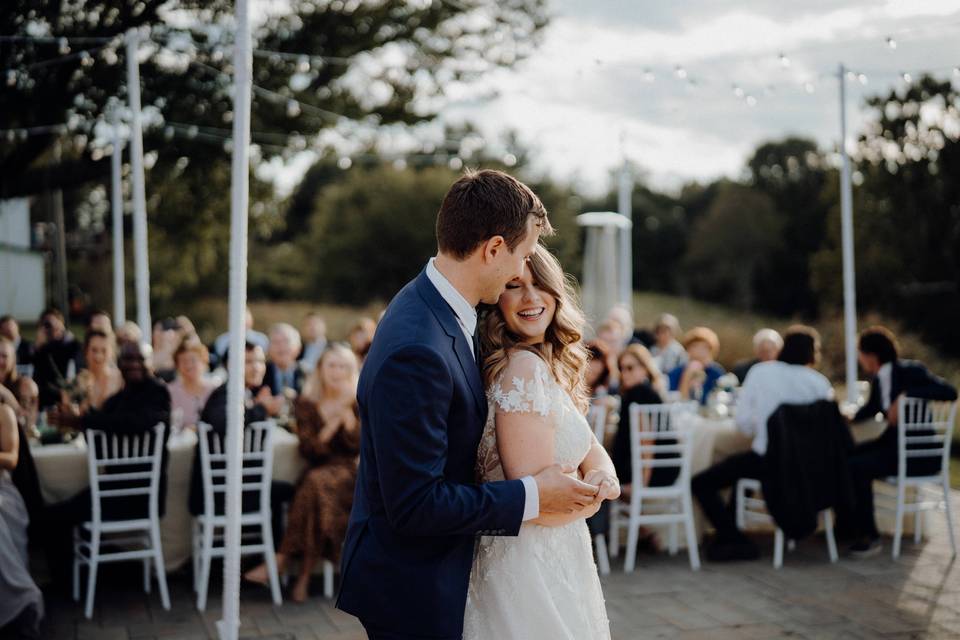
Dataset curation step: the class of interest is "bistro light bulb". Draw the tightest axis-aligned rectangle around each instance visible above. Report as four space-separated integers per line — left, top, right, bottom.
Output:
674 65 687 79
59 37 71 55
286 99 301 118
886 37 897 50
297 55 311 73
732 84 745 99
643 68 655 82
779 52 790 68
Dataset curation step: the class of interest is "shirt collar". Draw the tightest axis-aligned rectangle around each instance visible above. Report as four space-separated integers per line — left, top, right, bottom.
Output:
426 258 477 336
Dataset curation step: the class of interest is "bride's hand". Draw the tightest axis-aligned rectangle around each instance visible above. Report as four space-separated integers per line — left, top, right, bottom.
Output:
582 469 620 501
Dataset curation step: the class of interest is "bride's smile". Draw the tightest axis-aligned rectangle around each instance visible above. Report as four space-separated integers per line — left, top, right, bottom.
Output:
499 272 557 343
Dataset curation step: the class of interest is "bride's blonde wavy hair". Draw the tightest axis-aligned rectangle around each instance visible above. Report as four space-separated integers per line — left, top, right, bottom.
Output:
480 244 590 413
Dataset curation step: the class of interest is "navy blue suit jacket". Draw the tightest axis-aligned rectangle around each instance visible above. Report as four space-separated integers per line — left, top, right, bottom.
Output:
337 269 526 638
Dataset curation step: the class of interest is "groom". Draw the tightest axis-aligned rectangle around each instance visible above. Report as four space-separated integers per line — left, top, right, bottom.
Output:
337 169 601 639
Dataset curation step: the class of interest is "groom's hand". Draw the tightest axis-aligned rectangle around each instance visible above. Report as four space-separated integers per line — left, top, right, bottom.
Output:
533 464 601 514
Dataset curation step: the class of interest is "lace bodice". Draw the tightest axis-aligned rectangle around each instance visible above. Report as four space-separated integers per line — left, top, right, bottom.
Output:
465 349 610 640
477 350 593 483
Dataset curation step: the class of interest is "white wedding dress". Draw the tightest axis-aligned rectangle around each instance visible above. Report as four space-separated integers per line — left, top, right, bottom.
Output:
463 350 611 640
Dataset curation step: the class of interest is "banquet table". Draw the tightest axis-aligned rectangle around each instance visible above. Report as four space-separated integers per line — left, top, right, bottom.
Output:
31 427 307 571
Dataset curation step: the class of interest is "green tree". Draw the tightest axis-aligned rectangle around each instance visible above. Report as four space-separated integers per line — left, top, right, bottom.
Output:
811 74 960 353
682 182 783 310
747 137 832 317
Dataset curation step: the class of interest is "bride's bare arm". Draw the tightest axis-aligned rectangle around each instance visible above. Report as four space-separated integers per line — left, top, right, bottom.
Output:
496 407 604 527
579 433 620 501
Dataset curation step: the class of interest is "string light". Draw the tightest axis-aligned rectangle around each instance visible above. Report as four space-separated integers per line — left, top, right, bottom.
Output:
901 72 913 83
857 73 868 85
804 81 816 94
58 37 71 55
674 65 687 79
745 95 757 107
732 84 745 99
886 36 897 50
779 52 791 68
337 156 352 169
642 69 655 82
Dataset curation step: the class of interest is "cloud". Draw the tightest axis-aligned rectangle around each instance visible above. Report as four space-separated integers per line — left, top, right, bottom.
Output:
449 0 960 193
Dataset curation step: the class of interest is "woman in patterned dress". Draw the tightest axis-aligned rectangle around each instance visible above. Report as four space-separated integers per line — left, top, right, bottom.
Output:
244 344 361 602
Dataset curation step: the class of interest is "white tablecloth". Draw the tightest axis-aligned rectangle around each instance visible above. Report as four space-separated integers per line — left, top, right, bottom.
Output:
31 428 307 570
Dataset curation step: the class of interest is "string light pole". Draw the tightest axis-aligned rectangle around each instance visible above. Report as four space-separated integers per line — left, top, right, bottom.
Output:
617 136 633 309
125 28 151 340
220 0 254 637
838 63 859 405
110 110 127 326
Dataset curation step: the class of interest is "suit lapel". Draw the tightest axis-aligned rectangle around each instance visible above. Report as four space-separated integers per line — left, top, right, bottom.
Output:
415 270 486 415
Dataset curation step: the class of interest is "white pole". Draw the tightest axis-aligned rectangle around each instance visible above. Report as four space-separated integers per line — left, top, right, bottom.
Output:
219 2 253 638
838 63 859 405
125 29 151 341
617 160 633 308
110 119 127 326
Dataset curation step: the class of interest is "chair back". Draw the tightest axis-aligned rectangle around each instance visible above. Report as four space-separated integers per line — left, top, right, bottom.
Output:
628 403 692 488
587 401 608 444
86 423 166 524
197 420 275 518
896 397 958 478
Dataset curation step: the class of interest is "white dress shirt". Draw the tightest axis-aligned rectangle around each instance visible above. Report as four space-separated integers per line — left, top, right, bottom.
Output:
425 258 540 521
877 362 893 410
736 361 834 456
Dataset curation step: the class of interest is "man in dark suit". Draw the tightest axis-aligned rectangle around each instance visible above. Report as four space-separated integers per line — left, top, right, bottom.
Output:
336 170 601 640
845 326 957 557
42 340 171 586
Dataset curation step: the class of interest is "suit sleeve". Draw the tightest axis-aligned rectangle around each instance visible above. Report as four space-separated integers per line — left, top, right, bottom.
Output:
903 364 958 401
367 344 525 537
853 379 883 422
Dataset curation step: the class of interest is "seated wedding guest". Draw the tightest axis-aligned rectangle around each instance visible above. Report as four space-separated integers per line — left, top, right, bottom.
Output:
347 318 376 365
188 343 291 543
151 317 184 382
692 326 833 561
115 321 143 349
611 344 671 495
650 313 687 374
668 327 725 405
43 341 171 585
0 316 34 370
0 337 23 411
71 330 123 414
595 320 625 359
0 404 44 640
297 312 328 373
843 326 958 558
32 308 81 410
86 310 113 336
166 339 216 432
732 328 783 383
212 306 270 365
0 340 40 438
607 305 655 350
585 340 616 398
244 344 361 602
266 323 304 396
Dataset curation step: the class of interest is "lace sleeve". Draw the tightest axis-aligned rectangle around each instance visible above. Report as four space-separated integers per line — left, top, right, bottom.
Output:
489 350 554 417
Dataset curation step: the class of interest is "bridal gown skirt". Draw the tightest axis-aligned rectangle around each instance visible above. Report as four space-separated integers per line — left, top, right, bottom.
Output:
463 519 610 640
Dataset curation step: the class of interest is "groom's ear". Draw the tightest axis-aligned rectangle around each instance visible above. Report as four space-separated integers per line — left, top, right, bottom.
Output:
481 235 506 263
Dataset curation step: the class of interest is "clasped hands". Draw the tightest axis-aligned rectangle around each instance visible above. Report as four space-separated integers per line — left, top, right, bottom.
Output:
534 463 619 515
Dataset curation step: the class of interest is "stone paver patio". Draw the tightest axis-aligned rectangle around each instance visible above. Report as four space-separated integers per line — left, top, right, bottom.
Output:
34 493 960 639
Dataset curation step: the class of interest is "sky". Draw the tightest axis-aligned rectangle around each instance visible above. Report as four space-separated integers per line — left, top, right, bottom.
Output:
438 0 960 195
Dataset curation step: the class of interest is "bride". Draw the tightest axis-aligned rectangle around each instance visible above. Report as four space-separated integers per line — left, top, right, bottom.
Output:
463 245 619 640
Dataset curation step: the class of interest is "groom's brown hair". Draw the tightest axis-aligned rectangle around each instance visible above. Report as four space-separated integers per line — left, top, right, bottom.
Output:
436 169 552 259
